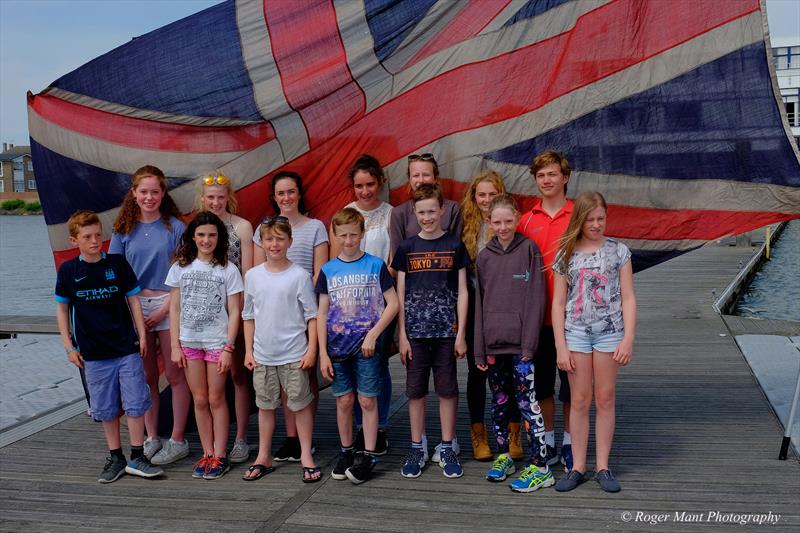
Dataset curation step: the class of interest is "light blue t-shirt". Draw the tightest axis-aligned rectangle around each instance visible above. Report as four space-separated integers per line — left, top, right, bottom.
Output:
109 217 184 291
315 253 394 360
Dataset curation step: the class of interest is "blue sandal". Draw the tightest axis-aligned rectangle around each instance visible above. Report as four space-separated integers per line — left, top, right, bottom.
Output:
302 466 322 483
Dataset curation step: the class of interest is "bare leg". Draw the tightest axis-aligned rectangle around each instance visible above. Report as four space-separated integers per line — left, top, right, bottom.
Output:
439 396 457 442
409 397 426 443
158 329 190 442
250 409 275 468
142 331 160 438
185 359 213 456
359 395 378 451
568 352 593 473
540 396 555 432
127 415 145 447
592 350 618 471
336 393 355 447
229 344 251 441
102 417 122 450
207 363 230 458
563 402 571 434
294 405 316 468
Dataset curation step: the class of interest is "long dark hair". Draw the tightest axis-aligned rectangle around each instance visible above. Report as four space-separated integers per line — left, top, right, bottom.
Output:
271 171 308 215
175 211 229 267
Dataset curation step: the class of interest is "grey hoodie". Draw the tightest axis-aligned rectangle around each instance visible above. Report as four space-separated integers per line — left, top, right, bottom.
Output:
473 232 546 365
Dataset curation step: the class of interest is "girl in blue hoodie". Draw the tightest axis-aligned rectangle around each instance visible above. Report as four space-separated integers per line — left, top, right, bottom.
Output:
474 194 553 493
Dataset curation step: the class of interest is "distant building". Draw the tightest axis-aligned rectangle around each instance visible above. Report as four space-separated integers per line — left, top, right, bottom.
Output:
772 38 800 147
0 143 38 201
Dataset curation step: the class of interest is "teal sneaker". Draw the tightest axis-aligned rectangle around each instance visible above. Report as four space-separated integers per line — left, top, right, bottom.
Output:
509 464 555 493
486 454 515 482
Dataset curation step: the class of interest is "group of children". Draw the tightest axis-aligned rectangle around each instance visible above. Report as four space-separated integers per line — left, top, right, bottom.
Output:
56 150 635 494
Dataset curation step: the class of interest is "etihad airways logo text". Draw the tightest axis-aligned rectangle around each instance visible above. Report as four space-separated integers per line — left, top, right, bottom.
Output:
77 286 119 300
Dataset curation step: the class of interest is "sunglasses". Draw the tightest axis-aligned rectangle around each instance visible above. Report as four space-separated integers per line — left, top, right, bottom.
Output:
407 153 436 162
202 174 230 186
261 215 290 225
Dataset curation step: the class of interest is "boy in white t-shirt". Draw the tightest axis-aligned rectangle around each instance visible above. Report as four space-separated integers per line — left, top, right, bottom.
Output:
242 216 321 482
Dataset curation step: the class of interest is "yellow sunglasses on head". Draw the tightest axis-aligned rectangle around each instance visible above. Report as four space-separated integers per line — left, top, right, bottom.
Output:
202 173 230 186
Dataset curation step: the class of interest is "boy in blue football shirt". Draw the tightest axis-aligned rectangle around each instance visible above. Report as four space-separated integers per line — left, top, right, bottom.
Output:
55 210 164 483
317 208 398 484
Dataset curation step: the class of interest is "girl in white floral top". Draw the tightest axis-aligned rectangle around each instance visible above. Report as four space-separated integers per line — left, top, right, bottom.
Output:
552 191 636 493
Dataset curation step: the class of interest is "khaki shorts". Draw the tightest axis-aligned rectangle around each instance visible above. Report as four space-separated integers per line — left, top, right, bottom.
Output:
253 361 313 412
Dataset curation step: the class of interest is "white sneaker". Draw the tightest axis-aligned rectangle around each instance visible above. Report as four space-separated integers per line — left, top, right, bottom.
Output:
143 437 162 460
228 439 250 464
150 438 189 465
432 437 460 463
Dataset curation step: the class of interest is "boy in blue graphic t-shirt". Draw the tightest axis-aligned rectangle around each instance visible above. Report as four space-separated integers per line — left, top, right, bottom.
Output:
55 211 164 483
316 208 398 485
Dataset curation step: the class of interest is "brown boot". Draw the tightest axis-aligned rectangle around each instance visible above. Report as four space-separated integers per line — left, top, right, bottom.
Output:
508 422 524 460
470 422 492 461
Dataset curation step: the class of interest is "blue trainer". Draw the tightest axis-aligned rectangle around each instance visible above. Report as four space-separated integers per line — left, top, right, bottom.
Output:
509 464 555 493
486 454 515 482
560 444 573 473
400 448 426 478
438 448 463 478
595 469 621 492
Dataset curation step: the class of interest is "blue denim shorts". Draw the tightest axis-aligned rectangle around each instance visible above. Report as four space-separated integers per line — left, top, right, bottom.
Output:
84 352 152 420
565 328 624 354
331 351 382 398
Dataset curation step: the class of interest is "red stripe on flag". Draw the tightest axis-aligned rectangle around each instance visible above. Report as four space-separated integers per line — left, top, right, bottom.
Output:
263 0 365 147
403 0 513 69
31 94 274 153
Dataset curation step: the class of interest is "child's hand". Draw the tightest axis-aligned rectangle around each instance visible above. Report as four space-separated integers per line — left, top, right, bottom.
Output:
144 309 166 331
217 350 232 374
361 330 378 358
244 351 256 370
299 349 317 370
556 347 575 373
138 334 148 359
171 345 186 368
476 362 488 371
613 337 633 366
320 353 334 380
66 349 84 369
399 337 412 366
454 336 467 359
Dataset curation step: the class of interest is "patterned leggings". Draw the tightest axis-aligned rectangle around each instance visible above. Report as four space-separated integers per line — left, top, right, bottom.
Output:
487 355 548 466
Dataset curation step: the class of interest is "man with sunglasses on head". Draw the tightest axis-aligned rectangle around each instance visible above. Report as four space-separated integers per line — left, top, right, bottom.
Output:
389 154 463 261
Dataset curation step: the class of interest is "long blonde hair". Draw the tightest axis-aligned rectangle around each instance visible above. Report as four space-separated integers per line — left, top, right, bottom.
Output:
461 171 506 260
556 191 607 278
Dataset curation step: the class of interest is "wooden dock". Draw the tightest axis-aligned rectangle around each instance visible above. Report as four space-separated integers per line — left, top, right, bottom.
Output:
1 243 799 532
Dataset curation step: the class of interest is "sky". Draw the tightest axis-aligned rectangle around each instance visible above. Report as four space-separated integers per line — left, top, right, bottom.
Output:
0 0 798 147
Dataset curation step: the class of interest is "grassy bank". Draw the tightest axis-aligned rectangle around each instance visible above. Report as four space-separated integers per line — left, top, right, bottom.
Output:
0 199 42 215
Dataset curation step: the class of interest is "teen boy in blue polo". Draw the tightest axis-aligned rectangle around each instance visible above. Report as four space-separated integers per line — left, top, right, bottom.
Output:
55 210 164 483
317 208 398 484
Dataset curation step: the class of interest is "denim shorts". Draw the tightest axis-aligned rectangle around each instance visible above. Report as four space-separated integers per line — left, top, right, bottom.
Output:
331 351 381 398
84 352 152 421
565 327 624 354
140 294 170 332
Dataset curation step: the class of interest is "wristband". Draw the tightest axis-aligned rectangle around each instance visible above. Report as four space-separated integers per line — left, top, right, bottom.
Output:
224 340 234 346
222 346 234 353
65 347 77 355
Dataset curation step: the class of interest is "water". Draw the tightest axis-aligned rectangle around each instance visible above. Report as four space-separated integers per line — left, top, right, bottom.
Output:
734 219 800 321
0 215 56 316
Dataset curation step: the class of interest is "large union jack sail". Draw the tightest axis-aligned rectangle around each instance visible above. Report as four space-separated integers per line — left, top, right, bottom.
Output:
28 0 800 270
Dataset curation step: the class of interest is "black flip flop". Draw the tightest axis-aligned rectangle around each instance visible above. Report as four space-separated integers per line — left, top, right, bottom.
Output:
242 464 275 481
302 466 322 483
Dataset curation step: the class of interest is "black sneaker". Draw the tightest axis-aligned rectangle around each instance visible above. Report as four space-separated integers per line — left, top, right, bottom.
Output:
98 455 127 484
273 437 301 462
345 454 376 485
543 444 560 466
331 449 355 480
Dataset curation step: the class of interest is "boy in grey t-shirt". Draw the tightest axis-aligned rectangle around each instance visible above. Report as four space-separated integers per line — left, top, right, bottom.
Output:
242 217 321 483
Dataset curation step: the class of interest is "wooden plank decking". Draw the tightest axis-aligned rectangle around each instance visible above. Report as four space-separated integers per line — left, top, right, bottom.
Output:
1 244 799 532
